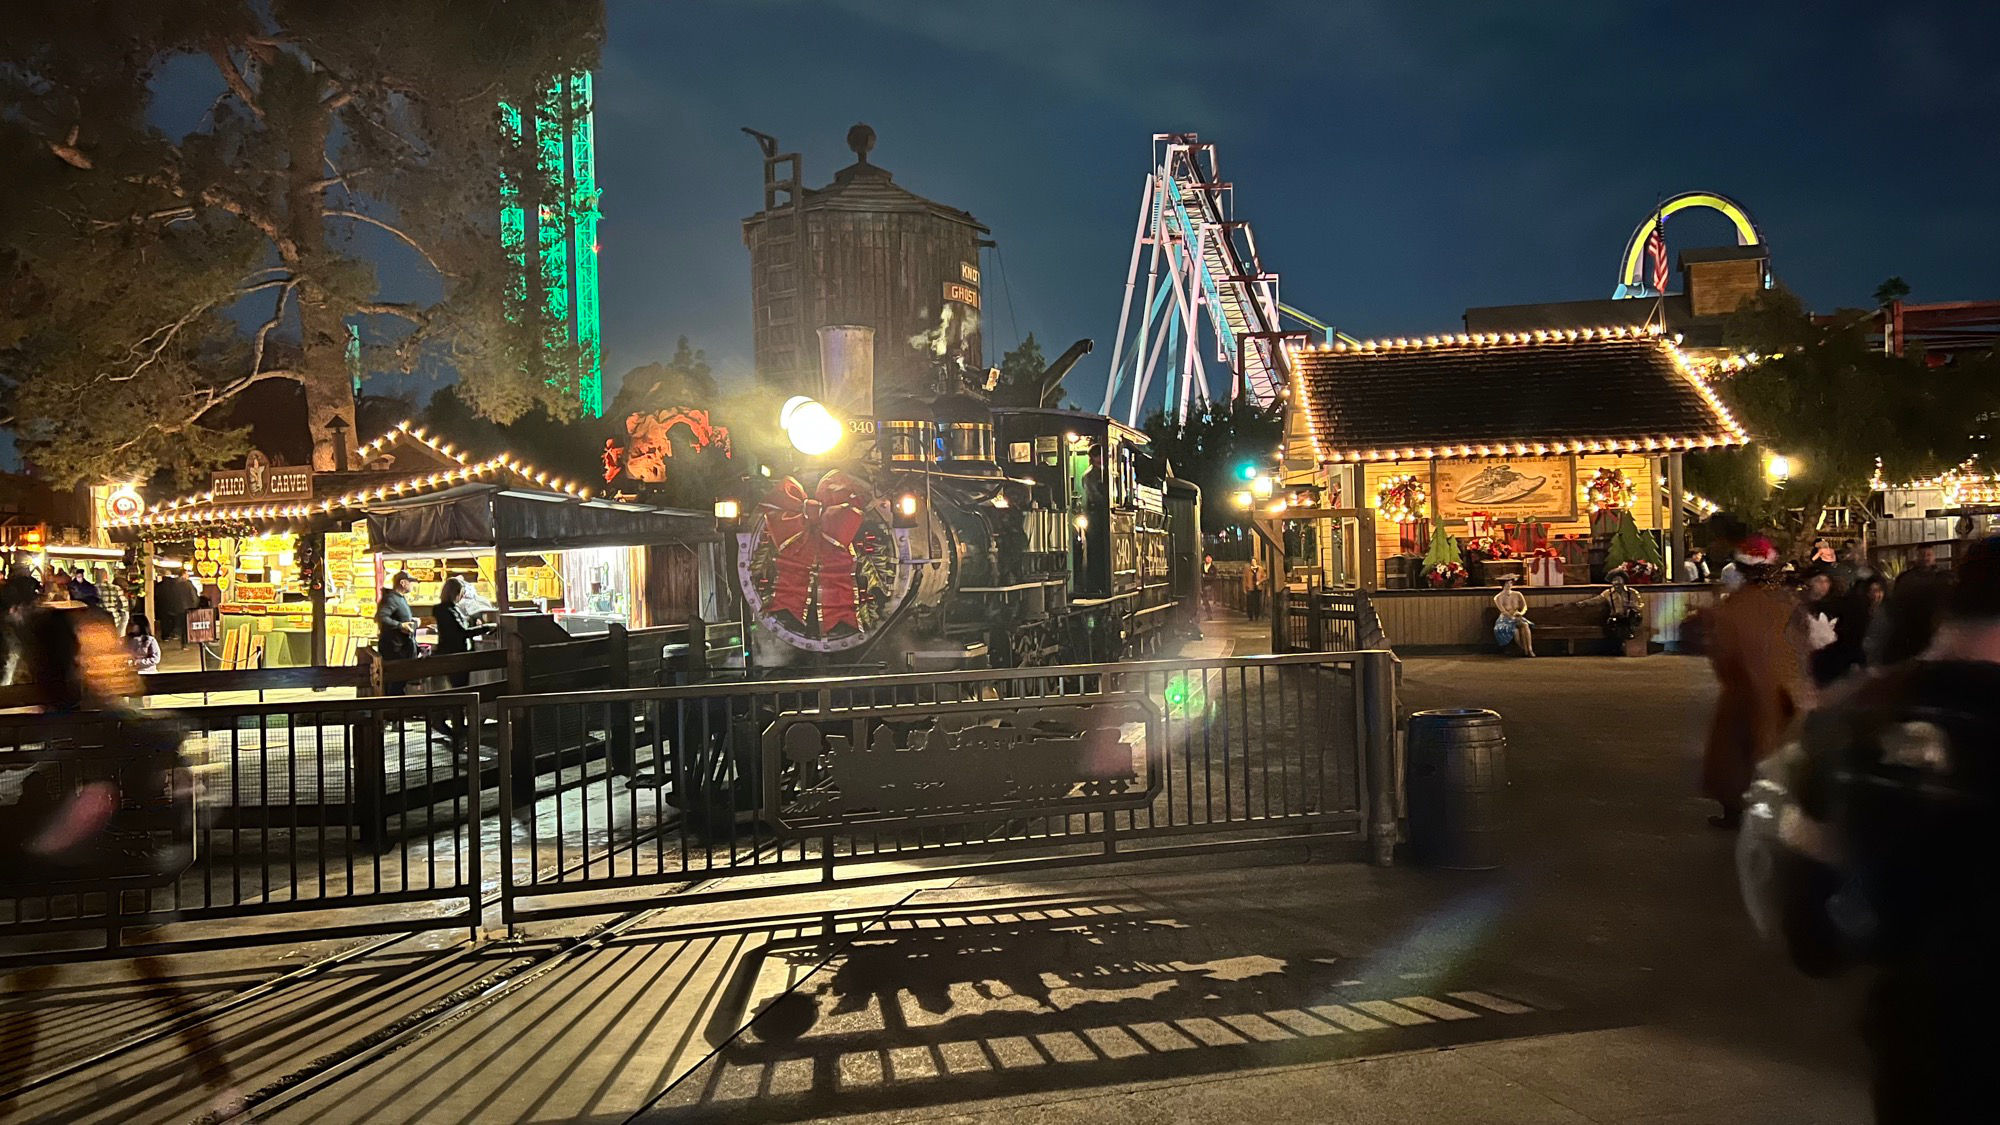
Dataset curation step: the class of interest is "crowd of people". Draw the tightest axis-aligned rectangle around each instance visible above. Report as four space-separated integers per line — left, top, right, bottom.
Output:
1 561 202 682
1698 529 1999 1122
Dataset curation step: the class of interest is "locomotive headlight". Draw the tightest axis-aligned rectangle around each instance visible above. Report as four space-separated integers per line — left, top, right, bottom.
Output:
897 493 919 518
781 395 842 456
1073 514 1089 531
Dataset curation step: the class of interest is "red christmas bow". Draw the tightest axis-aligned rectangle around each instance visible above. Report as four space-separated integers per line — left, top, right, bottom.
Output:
762 472 871 633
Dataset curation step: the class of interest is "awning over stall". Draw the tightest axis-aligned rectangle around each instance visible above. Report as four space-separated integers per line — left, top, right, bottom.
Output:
366 484 713 554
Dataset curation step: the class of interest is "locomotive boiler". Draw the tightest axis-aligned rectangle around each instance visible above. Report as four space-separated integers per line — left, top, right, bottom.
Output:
730 323 1200 671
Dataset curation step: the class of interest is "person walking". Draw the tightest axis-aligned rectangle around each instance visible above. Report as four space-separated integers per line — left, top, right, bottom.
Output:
1701 536 1810 829
0 605 238 1117
1199 554 1217 619
1874 545 1953 666
1244 558 1267 620
1681 547 1711 583
1813 574 1885 686
154 572 194 648
1493 574 1534 656
374 570 419 693
1748 536 2000 1123
1 562 42 682
99 567 129 632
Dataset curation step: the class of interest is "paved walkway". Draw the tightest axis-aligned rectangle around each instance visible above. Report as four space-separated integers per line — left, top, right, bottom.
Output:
0 634 1874 1123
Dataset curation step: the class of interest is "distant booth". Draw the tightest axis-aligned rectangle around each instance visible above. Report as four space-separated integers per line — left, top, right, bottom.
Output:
1272 327 1746 650
109 422 716 668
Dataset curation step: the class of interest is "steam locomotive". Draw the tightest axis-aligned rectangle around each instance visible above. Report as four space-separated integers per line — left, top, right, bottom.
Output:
731 330 1203 671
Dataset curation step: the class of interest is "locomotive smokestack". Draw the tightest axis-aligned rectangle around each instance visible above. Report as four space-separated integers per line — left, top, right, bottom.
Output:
817 325 875 419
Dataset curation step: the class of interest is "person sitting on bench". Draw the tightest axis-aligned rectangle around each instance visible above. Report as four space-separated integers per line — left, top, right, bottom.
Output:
1574 571 1645 643
1493 574 1534 656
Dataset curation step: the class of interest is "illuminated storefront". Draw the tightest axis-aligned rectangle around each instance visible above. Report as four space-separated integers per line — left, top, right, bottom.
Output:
110 422 713 664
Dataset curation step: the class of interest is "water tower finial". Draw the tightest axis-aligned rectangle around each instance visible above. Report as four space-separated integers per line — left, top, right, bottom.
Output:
847 123 876 164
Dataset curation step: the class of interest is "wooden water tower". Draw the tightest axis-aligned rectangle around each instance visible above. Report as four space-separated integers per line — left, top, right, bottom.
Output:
742 124 989 406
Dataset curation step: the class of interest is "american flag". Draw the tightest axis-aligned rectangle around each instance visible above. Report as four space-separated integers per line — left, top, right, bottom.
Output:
1646 220 1669 295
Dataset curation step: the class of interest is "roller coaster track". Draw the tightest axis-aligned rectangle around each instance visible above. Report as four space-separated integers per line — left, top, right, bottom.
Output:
1102 134 1304 426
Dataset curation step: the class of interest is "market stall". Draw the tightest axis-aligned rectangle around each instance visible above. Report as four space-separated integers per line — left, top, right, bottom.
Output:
1267 326 1747 648
109 422 715 664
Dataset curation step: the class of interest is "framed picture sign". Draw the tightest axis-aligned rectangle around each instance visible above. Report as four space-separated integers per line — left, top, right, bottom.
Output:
1434 456 1576 521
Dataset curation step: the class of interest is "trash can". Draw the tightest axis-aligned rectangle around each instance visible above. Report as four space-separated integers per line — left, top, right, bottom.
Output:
1406 708 1507 870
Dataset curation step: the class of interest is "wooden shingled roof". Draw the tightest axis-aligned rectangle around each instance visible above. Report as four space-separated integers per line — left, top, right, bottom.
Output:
1287 327 1748 463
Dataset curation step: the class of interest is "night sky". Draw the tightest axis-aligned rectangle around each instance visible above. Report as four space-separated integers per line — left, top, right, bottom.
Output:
596 0 1998 412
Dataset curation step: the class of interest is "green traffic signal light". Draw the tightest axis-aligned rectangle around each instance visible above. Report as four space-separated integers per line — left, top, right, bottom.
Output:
1236 462 1258 481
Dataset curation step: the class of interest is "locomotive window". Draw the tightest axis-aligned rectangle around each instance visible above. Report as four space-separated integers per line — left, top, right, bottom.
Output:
1035 434 1059 466
1009 441 1031 463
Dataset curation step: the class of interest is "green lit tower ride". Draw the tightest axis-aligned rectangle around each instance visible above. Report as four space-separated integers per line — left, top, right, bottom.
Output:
500 71 604 417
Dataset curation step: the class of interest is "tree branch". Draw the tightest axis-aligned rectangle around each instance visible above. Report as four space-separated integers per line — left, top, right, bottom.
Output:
250 279 301 377
354 301 429 324
112 276 293 384
93 368 302 465
208 43 265 120
328 210 449 276
49 125 92 169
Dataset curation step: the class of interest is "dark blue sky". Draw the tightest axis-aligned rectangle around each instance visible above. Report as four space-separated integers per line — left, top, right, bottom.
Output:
595 1 1998 412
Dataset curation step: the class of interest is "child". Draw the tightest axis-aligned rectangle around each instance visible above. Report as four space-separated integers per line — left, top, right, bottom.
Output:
125 613 161 673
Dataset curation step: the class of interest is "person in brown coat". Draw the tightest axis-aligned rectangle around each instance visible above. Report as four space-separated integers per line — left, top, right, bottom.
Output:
1702 536 1812 829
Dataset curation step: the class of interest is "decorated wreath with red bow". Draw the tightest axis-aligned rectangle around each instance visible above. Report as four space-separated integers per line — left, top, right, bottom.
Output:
738 469 914 652
1585 467 1635 512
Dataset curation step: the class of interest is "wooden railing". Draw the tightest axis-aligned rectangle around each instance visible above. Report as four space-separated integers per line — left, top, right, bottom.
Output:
1274 586 1391 654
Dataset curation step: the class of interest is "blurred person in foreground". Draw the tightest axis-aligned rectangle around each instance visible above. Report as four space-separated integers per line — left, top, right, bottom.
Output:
0 606 237 1115
1701 536 1811 829
1741 536 2000 1123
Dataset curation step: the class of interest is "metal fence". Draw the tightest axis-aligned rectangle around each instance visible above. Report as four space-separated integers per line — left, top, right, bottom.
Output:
0 695 482 966
497 652 1397 925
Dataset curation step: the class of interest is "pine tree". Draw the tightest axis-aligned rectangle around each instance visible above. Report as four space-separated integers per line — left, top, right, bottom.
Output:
0 2 604 485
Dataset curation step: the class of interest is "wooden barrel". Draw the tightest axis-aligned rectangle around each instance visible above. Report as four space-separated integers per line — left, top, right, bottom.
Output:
1406 708 1507 870
1384 555 1412 590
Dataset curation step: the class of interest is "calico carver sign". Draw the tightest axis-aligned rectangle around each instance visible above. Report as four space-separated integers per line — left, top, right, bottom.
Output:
1434 456 1576 521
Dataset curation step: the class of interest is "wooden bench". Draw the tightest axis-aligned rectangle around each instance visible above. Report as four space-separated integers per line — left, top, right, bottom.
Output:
1485 601 1627 655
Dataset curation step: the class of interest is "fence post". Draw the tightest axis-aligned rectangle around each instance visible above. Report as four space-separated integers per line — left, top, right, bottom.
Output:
357 645 381 696
606 623 634 776
354 709 388 852
687 615 708 683
1359 650 1398 866
497 698 517 934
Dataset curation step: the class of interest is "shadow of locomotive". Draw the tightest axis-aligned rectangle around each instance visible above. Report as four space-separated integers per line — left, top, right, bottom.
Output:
662 892 1593 1125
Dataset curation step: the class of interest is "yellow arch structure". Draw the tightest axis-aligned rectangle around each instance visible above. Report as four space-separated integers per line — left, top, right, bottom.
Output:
1616 192 1762 296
